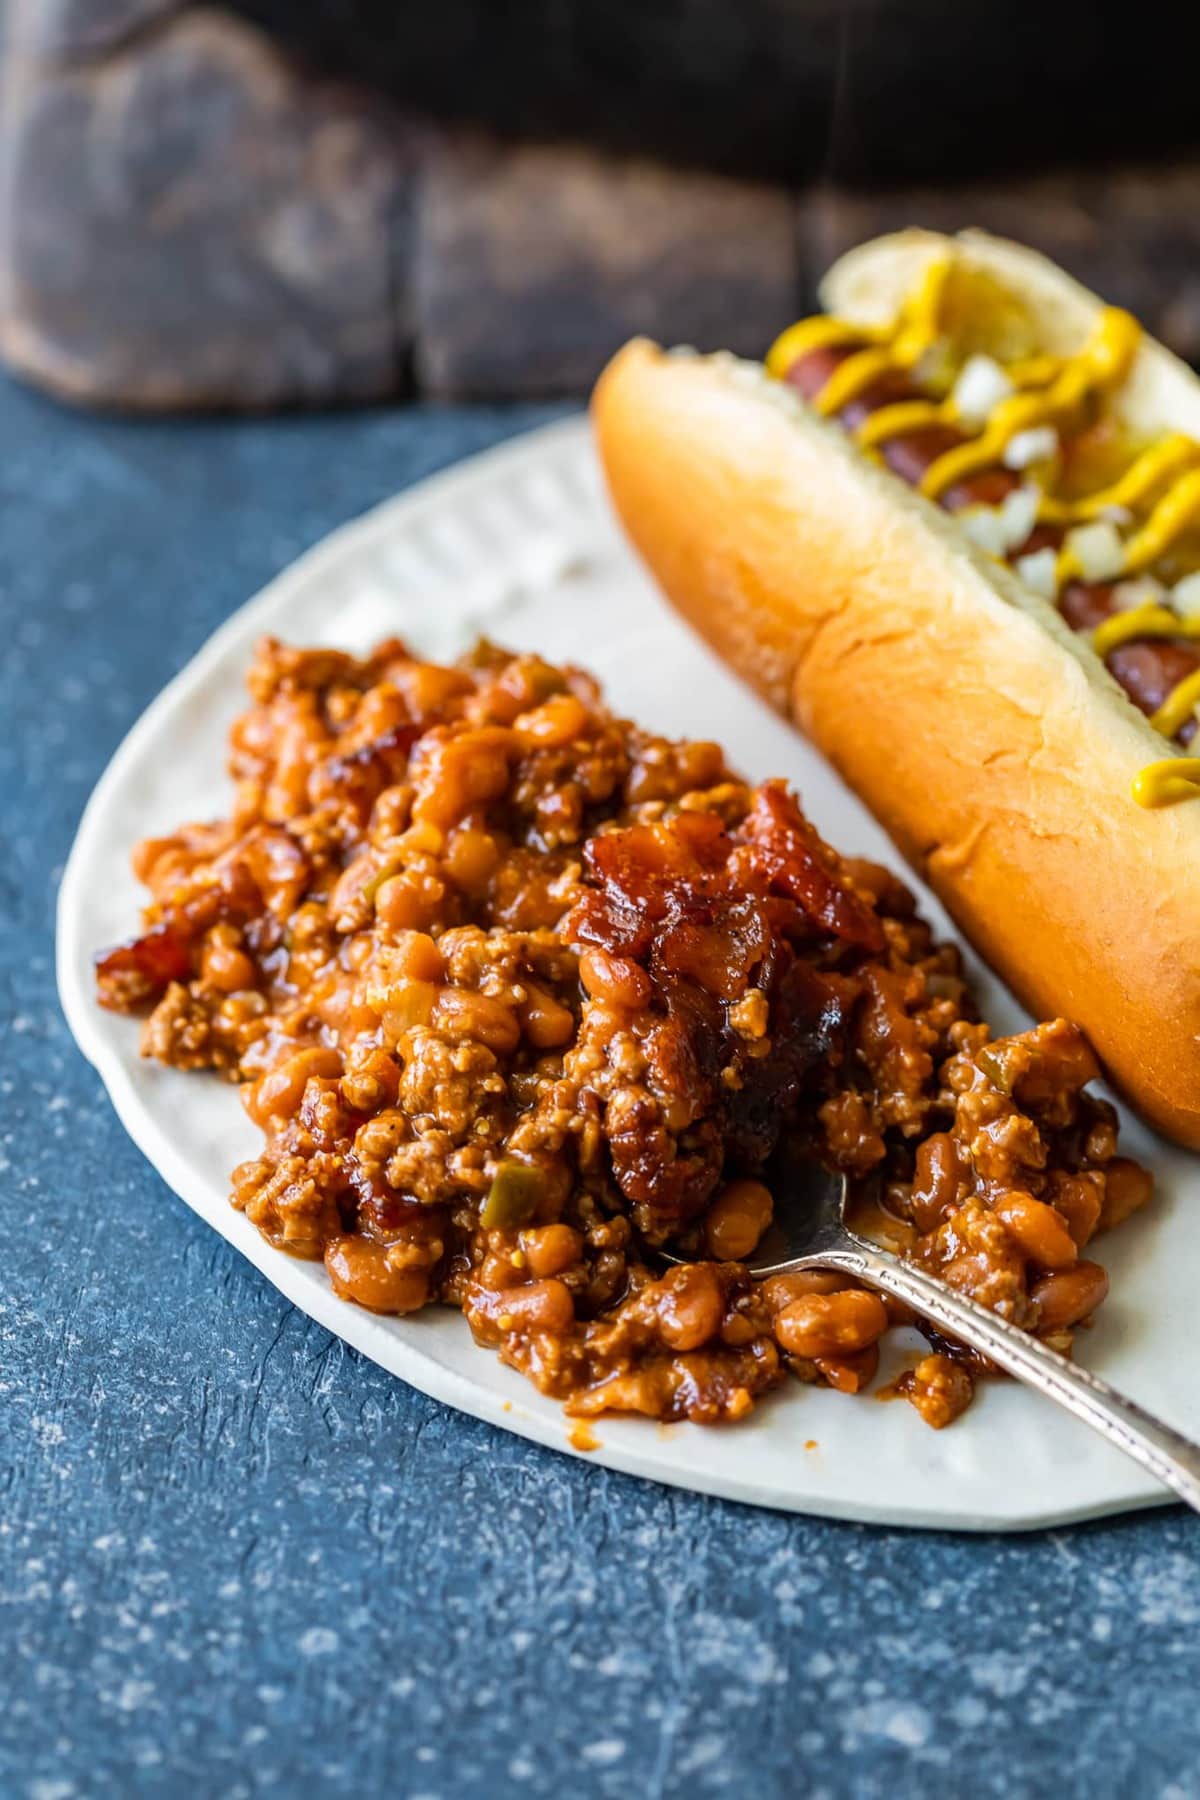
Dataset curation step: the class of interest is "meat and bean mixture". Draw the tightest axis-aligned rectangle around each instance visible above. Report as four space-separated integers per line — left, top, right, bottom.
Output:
97 636 1151 1430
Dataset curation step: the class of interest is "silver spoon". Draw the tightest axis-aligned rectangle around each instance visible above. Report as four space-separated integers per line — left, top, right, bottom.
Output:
666 1164 1200 1514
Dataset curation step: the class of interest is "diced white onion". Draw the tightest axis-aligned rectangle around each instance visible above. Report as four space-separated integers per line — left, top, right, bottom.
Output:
952 354 1015 427
1062 519 1126 583
959 485 1042 560
1015 547 1059 600
959 506 1009 557
1003 426 1060 470
1110 576 1167 611
998 483 1041 552
1171 572 1200 618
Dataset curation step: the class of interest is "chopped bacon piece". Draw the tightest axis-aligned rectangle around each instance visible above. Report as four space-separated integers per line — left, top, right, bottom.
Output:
95 923 193 1010
734 782 885 952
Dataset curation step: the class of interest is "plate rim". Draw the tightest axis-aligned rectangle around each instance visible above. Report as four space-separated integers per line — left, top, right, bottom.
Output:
56 413 1175 1533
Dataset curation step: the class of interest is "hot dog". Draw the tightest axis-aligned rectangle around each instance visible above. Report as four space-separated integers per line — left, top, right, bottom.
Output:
592 229 1200 1148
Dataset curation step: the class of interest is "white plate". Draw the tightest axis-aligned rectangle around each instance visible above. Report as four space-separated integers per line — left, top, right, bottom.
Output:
58 417 1198 1531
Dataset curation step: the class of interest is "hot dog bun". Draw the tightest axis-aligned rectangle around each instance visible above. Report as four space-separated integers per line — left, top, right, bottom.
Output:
592 229 1200 1148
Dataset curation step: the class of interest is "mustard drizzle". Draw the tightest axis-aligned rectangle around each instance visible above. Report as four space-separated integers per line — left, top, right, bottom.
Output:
1116 468 1200 576
1150 667 1200 741
1132 759 1200 807
1038 433 1200 526
856 399 950 450
765 259 953 418
1091 604 1200 658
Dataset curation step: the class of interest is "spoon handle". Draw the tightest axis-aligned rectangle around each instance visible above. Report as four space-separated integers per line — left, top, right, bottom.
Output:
818 1242 1200 1514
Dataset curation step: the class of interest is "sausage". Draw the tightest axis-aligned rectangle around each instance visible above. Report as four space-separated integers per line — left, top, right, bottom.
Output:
1109 644 1200 740
1054 578 1200 743
785 346 1200 745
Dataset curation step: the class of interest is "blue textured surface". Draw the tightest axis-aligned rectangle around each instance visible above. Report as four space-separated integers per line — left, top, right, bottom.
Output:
2 370 1198 1799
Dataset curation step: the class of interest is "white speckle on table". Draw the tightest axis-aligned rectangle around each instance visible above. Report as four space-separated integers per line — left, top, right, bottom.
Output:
114 1680 156 1714
580 1739 626 1766
843 1700 933 1750
691 1612 786 1687
967 1651 1030 1698
1131 1555 1200 1627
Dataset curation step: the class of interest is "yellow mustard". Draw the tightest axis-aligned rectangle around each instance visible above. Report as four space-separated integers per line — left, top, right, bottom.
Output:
1091 604 1200 657
1005 354 1063 389
1039 433 1200 526
856 399 949 450
765 258 952 417
1150 667 1200 740
1131 759 1200 806
1118 468 1200 575
764 316 869 379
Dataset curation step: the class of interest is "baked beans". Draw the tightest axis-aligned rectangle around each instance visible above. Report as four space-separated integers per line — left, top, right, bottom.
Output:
97 637 1151 1432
